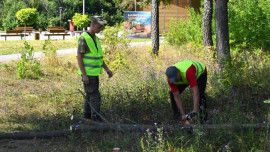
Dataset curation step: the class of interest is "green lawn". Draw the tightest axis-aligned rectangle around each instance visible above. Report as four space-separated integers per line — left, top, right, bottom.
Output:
0 38 152 55
0 40 77 55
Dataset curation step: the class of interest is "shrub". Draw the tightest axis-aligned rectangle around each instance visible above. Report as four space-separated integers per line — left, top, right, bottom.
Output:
166 8 203 47
228 0 270 51
16 8 38 26
101 23 131 71
42 40 60 67
72 13 89 30
16 41 42 79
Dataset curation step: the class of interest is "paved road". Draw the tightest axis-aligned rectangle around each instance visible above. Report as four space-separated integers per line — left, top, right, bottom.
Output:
0 41 153 62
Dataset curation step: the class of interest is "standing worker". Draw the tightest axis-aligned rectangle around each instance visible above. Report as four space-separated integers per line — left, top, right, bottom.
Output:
77 16 113 121
166 60 208 123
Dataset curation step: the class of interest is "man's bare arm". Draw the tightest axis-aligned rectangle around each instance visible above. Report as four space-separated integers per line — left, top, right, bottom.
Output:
191 85 200 113
173 91 186 119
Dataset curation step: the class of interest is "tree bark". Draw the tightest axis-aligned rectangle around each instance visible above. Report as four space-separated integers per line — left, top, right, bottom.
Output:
71 122 269 133
71 116 269 132
151 0 159 55
203 0 213 46
0 130 71 140
215 0 230 69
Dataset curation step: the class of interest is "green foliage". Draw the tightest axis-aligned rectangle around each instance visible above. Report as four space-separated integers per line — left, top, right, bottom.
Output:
0 0 125 30
101 23 131 71
43 40 60 67
228 0 270 51
1 1 25 30
16 8 38 25
16 41 42 79
72 13 90 30
166 0 270 51
166 8 203 47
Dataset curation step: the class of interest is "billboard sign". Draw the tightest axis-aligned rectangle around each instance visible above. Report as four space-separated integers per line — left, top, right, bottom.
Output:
124 11 151 38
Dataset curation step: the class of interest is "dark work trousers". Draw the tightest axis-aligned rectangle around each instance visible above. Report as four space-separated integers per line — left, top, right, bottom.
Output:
83 75 101 119
169 73 208 122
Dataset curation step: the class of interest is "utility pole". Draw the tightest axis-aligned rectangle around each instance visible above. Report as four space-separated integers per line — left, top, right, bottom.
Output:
59 7 62 27
135 0 136 11
83 0 85 15
83 0 85 31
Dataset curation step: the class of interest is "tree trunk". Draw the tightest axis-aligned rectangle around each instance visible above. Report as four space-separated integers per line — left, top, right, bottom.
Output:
0 130 71 139
71 116 269 132
203 0 213 46
215 0 230 69
151 0 159 55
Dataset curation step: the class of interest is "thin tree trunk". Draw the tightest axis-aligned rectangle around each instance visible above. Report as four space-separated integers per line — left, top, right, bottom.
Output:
215 0 230 69
203 0 213 46
151 0 159 55
24 23 26 40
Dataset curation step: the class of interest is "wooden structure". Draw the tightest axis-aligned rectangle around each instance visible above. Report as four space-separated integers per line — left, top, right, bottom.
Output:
44 27 69 40
0 27 33 41
14 26 34 32
136 0 201 33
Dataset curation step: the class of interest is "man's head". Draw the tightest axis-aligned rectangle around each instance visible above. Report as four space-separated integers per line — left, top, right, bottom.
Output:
90 16 106 33
166 66 180 83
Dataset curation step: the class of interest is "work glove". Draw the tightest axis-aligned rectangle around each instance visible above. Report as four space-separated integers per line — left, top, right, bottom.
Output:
185 112 198 120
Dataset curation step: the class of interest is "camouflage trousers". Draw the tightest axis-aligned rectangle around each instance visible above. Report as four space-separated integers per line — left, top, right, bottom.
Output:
82 76 101 119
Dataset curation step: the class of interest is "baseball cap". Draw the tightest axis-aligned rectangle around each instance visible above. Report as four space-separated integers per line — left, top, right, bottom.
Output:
166 66 178 83
91 16 105 26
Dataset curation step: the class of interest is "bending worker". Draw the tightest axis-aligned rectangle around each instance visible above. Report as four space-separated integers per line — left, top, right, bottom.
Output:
77 16 113 121
166 60 208 123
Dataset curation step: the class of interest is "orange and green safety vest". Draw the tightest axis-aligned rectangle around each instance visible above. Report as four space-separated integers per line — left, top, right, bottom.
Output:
77 32 103 76
173 60 205 85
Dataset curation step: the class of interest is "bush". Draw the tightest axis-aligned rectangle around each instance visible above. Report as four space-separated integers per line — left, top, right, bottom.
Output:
228 0 270 51
72 13 89 30
166 8 203 47
16 8 38 26
16 41 43 79
101 23 131 71
42 40 60 67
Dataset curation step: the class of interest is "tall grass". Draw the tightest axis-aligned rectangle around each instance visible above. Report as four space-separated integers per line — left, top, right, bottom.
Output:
0 40 269 150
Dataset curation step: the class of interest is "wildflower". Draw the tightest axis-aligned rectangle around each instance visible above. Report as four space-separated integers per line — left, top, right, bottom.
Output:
263 121 266 124
75 124 80 131
154 122 157 126
113 147 120 151
158 138 162 141
206 120 210 124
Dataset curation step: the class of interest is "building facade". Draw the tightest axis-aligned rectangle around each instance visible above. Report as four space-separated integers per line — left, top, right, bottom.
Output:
136 0 201 33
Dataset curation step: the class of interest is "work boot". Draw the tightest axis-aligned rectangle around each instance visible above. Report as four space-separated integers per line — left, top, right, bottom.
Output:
185 112 198 120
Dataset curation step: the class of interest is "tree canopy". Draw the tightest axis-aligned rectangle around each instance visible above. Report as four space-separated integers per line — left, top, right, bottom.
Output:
16 8 38 26
0 0 128 30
